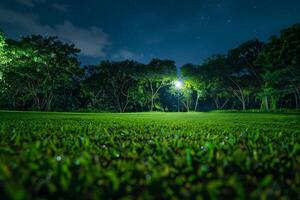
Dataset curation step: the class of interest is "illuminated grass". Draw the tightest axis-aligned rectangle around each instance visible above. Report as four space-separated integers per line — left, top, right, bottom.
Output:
0 111 299 199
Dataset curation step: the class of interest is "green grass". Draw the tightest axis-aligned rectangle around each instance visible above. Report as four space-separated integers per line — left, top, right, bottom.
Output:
0 111 300 199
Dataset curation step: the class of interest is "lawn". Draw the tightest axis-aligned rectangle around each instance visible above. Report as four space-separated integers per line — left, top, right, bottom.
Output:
0 111 299 199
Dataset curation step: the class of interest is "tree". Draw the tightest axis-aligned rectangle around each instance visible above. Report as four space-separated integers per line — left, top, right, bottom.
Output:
180 81 193 112
200 55 233 109
127 84 149 112
81 65 112 110
226 40 264 110
1 35 82 111
0 29 10 81
141 59 177 111
181 64 204 111
227 39 264 82
181 64 197 111
0 30 8 96
88 60 141 112
256 24 300 110
181 57 231 111
1 23 300 112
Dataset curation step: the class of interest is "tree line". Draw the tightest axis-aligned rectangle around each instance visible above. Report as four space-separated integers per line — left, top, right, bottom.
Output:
0 24 299 112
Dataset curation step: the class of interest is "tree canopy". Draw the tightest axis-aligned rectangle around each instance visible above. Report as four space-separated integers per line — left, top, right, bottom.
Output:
1 24 300 112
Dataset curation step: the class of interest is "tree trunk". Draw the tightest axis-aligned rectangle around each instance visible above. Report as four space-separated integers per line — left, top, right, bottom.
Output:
194 93 200 112
213 97 220 109
265 96 269 112
232 88 246 111
242 100 246 111
45 93 53 111
28 82 41 110
295 87 300 109
116 95 122 113
122 92 129 112
186 96 190 112
150 80 154 111
149 80 165 112
34 97 41 110
239 90 246 111
241 92 246 111
227 77 247 111
182 97 190 112
295 93 299 109
220 99 229 109
150 96 154 111
270 96 277 110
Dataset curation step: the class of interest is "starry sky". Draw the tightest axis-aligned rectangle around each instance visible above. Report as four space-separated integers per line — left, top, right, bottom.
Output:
0 0 299 66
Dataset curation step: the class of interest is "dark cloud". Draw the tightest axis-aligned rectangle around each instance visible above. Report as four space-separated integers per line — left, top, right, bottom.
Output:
1 0 300 65
0 7 110 57
111 49 144 61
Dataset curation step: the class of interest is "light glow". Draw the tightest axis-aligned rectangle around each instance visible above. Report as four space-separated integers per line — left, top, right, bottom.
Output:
175 80 183 89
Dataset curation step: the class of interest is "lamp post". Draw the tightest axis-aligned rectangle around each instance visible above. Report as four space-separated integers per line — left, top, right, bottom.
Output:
175 81 183 112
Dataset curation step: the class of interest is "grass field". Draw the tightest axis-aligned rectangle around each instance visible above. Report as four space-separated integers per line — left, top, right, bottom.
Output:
0 111 300 199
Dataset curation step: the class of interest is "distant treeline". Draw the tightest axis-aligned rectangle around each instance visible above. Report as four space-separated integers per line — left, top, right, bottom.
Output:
0 24 299 112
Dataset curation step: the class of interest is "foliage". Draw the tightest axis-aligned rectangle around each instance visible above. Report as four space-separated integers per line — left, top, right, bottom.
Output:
256 24 300 110
0 30 9 67
83 60 142 112
0 24 300 112
140 59 177 111
0 111 299 199
0 35 82 111
0 30 7 96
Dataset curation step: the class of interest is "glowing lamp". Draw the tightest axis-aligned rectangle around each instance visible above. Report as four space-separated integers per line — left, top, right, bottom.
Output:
175 81 183 89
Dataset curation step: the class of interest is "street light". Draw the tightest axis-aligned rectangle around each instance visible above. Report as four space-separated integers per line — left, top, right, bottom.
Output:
174 81 183 112
175 80 183 89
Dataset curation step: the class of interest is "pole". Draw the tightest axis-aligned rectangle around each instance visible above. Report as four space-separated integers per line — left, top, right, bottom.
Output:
177 92 180 112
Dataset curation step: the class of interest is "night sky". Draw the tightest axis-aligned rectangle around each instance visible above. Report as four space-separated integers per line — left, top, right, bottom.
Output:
0 0 299 66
